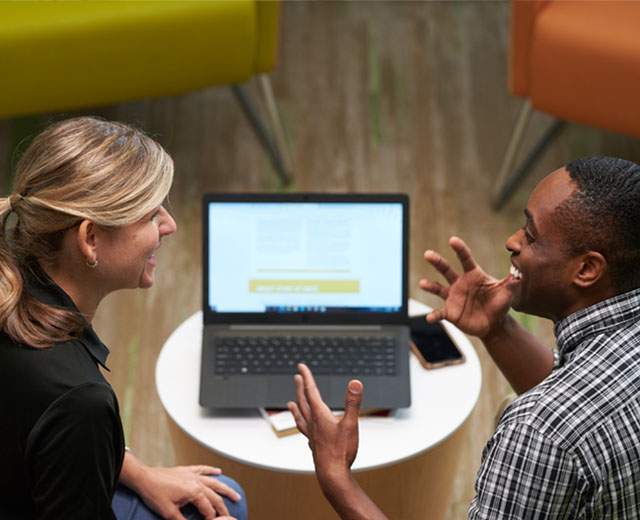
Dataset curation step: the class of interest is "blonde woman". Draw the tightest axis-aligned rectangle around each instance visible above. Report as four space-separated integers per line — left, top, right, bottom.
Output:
0 117 246 520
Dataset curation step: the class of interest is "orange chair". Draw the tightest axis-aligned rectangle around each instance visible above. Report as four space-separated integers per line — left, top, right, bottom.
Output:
492 0 640 209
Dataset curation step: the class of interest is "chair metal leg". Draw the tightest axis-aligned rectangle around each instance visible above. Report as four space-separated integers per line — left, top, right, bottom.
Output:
257 74 293 177
231 81 292 187
491 99 565 210
492 99 533 206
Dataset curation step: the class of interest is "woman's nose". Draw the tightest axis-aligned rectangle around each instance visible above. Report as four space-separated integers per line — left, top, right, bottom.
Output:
159 207 177 236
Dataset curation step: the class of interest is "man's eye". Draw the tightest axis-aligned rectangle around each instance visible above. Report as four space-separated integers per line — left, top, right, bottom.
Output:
523 228 535 243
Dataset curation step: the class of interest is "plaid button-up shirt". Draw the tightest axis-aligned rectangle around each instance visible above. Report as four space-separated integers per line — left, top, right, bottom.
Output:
469 288 640 519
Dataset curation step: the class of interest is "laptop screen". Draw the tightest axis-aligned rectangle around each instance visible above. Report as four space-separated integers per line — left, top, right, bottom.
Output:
202 194 409 324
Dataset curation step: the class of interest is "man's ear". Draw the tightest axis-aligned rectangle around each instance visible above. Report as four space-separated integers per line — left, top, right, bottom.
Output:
76 219 98 264
573 251 608 288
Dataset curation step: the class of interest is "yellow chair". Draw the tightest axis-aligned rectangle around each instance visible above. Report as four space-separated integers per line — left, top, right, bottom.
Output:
0 0 291 184
492 0 640 209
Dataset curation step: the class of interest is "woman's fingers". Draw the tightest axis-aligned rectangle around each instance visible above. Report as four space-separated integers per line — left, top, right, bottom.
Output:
186 465 222 476
201 486 230 517
201 476 242 502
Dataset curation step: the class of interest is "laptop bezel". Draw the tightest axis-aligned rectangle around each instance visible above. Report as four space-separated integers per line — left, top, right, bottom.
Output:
202 192 409 326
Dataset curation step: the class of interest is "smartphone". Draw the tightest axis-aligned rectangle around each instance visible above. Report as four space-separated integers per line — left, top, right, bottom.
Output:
409 315 465 369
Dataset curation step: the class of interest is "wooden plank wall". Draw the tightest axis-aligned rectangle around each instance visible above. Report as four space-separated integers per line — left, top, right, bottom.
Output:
3 2 640 518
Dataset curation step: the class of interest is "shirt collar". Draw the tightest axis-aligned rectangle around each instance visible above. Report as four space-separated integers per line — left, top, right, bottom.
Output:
25 263 111 370
554 287 640 359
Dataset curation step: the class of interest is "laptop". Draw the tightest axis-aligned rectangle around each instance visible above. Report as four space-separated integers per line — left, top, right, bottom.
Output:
199 193 411 409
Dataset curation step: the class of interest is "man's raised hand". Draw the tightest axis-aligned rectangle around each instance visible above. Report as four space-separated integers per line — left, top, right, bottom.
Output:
419 236 512 339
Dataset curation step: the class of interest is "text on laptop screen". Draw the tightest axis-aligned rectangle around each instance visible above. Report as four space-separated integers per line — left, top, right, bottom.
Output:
207 202 404 314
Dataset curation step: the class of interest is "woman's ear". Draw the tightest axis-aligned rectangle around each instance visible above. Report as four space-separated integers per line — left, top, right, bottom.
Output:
573 251 608 288
76 219 98 264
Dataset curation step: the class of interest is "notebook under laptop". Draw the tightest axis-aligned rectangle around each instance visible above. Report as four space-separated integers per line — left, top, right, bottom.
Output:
199 193 411 409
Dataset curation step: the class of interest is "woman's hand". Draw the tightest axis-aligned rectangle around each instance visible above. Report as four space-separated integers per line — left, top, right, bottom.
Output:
419 236 512 339
136 465 241 520
119 450 242 520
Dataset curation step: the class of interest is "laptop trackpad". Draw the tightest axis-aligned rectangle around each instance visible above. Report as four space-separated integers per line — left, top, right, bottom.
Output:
268 375 330 406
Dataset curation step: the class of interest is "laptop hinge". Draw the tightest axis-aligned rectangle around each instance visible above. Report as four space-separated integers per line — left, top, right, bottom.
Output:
229 324 383 331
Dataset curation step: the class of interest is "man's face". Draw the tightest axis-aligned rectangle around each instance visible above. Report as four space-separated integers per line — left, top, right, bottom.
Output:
505 168 579 322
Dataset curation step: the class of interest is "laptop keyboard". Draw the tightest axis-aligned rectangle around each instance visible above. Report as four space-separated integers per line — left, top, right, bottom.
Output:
213 334 397 376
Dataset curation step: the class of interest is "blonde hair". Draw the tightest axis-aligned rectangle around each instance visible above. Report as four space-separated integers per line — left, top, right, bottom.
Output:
0 116 174 347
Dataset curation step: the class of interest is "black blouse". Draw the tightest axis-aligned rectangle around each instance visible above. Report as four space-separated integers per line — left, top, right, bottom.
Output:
0 266 125 519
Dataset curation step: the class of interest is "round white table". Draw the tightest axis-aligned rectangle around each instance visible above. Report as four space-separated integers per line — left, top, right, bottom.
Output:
156 300 481 519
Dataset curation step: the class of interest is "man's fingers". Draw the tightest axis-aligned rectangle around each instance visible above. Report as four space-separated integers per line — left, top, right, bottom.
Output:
342 379 363 427
449 236 478 273
287 400 309 437
293 373 312 423
426 308 447 323
419 279 449 300
424 249 460 285
297 363 327 414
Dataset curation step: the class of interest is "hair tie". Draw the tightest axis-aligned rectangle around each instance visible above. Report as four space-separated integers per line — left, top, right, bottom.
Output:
7 193 23 213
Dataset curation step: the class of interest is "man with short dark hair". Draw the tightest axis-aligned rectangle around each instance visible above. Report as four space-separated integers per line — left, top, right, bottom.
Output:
288 157 640 519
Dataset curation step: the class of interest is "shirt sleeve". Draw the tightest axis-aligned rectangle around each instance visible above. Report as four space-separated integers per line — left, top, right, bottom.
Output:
24 382 125 520
468 423 580 519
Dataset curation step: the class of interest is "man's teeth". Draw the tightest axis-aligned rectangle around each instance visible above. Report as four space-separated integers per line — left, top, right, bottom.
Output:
510 265 522 280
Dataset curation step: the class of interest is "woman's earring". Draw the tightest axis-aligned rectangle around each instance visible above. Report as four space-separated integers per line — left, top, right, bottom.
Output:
86 258 98 269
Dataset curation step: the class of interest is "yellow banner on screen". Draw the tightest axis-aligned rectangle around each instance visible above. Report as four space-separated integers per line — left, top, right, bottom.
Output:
249 280 360 294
